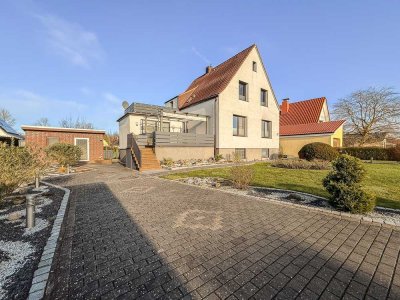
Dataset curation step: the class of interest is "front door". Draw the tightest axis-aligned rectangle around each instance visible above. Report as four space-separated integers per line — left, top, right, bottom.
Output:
75 138 89 161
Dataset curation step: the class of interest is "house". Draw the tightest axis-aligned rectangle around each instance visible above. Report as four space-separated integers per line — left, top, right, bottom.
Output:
0 119 23 146
279 97 345 157
22 126 105 162
118 44 280 170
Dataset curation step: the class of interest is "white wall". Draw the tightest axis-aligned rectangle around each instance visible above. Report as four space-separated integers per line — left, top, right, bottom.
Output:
180 99 215 135
217 47 280 150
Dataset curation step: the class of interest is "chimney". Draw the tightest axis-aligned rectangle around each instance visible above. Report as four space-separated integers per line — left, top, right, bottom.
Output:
206 65 213 74
281 98 290 113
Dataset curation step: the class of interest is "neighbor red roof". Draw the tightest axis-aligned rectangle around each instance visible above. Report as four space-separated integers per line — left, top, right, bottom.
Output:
280 120 345 136
178 44 256 109
280 97 326 126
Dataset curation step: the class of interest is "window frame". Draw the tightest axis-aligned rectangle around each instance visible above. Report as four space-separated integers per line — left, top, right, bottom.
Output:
47 136 59 146
233 115 247 137
252 61 257 72
239 81 248 101
235 148 246 160
261 120 272 138
261 148 269 159
260 89 268 107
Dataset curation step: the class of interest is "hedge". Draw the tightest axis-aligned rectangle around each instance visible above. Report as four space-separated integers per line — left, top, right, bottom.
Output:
340 146 400 161
298 142 338 161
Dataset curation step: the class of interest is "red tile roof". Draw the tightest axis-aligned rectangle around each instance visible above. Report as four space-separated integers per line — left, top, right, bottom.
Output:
280 97 326 126
280 120 345 136
178 44 256 109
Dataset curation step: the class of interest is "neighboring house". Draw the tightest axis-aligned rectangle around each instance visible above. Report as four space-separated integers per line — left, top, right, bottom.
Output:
0 119 23 146
118 44 280 170
344 132 400 148
279 97 345 157
22 126 105 162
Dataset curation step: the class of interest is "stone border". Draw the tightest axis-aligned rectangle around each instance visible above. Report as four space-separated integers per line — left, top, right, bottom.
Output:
157 176 399 228
27 182 70 300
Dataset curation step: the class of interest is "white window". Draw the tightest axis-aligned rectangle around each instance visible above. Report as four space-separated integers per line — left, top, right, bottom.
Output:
262 120 272 138
260 89 268 107
233 115 246 136
239 81 248 101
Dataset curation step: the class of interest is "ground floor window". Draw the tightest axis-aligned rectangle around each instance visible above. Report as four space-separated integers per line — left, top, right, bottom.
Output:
333 138 340 147
47 137 59 146
261 148 269 158
235 148 246 159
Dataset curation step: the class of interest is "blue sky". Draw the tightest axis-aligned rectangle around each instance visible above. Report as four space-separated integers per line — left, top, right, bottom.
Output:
1 0 399 132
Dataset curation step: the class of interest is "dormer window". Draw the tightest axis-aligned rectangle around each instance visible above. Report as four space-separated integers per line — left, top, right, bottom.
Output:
252 61 257 72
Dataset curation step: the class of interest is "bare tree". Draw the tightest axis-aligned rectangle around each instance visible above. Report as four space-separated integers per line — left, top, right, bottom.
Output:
34 117 50 127
59 117 94 129
104 131 119 147
0 108 16 126
333 87 400 146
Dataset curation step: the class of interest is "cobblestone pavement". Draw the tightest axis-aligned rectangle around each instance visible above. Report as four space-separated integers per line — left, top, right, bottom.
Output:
47 164 400 299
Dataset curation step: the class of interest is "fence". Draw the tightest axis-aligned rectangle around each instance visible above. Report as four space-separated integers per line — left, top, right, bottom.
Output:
103 148 119 160
154 132 214 147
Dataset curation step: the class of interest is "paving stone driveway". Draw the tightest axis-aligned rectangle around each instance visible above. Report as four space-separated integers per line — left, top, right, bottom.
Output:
47 164 400 299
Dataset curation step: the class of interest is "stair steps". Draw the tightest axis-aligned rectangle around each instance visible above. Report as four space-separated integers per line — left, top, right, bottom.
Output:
138 147 161 171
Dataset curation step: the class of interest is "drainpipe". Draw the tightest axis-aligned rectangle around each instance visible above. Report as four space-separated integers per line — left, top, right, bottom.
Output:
214 97 218 157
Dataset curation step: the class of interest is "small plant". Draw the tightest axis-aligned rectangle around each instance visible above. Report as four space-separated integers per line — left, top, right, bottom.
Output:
230 165 254 189
215 154 224 162
28 145 51 188
323 155 375 213
46 143 82 171
161 158 174 167
232 152 242 163
299 142 338 161
271 159 330 170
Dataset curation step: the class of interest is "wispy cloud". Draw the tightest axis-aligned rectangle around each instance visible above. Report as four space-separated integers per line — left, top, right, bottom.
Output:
191 47 211 65
35 14 104 68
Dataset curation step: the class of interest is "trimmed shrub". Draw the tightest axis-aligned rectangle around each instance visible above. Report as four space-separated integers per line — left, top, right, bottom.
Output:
340 147 391 161
46 143 82 167
323 155 375 213
298 143 338 161
0 143 34 200
271 159 330 170
230 165 254 189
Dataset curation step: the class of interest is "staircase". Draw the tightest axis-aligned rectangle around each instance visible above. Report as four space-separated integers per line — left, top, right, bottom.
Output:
138 147 161 171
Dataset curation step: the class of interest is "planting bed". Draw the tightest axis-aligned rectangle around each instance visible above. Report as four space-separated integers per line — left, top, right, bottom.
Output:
0 185 63 300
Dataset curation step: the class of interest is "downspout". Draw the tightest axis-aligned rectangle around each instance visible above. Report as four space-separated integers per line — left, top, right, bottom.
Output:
214 96 218 157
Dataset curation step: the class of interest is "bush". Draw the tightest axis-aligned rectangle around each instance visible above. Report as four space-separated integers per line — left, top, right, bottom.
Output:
271 159 330 170
323 155 375 213
215 154 224 162
298 143 338 161
230 165 254 189
46 143 82 167
389 145 400 161
340 147 391 161
0 143 34 200
161 158 174 167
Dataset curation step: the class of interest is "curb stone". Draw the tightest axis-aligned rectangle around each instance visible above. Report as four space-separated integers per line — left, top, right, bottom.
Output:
27 181 70 300
157 176 399 228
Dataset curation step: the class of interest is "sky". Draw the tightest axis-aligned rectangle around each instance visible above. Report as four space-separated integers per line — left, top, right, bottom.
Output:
0 0 399 133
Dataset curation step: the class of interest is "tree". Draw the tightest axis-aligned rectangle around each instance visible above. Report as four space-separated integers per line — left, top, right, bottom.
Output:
59 116 94 129
333 87 400 146
34 117 50 127
104 131 119 147
0 108 16 126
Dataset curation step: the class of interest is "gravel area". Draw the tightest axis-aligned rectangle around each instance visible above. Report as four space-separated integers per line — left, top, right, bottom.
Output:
179 177 400 226
0 185 64 300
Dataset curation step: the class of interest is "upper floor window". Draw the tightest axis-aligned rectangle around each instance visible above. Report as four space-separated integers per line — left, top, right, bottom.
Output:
261 120 272 138
252 61 257 72
233 115 247 136
239 81 248 101
260 89 268 106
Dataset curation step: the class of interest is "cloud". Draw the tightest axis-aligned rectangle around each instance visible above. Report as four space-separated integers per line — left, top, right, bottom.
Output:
35 14 104 68
103 92 121 105
191 47 211 65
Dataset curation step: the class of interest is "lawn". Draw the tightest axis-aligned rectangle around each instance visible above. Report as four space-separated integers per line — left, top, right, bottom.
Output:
163 162 400 209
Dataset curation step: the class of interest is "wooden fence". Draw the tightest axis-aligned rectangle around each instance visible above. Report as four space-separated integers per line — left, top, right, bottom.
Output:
153 132 214 147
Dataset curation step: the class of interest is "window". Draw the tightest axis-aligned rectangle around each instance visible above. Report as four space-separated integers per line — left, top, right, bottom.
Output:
239 81 248 101
261 148 269 159
47 137 59 146
260 89 268 106
235 148 246 159
252 61 257 72
261 120 272 138
233 115 246 136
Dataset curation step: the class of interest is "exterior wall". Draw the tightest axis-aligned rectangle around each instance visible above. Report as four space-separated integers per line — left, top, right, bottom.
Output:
155 146 214 161
217 148 279 161
330 125 343 147
180 99 215 135
280 134 332 157
119 116 130 149
24 130 104 161
217 47 280 152
319 101 330 122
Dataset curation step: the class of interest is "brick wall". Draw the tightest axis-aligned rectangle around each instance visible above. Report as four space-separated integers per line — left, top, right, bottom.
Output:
24 130 104 161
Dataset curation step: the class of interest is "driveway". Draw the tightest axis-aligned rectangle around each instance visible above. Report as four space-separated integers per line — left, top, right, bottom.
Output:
46 164 400 299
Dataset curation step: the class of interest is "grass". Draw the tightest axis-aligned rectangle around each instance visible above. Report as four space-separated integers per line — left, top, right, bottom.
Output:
163 162 400 209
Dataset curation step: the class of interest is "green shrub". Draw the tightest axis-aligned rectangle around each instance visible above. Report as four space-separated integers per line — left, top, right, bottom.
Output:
340 147 391 161
161 158 174 167
230 165 254 189
323 155 375 213
46 143 82 167
0 143 34 200
298 142 338 161
215 154 224 162
271 159 330 170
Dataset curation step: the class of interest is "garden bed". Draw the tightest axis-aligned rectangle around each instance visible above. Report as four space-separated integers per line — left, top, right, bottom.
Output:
176 177 400 226
0 185 64 299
